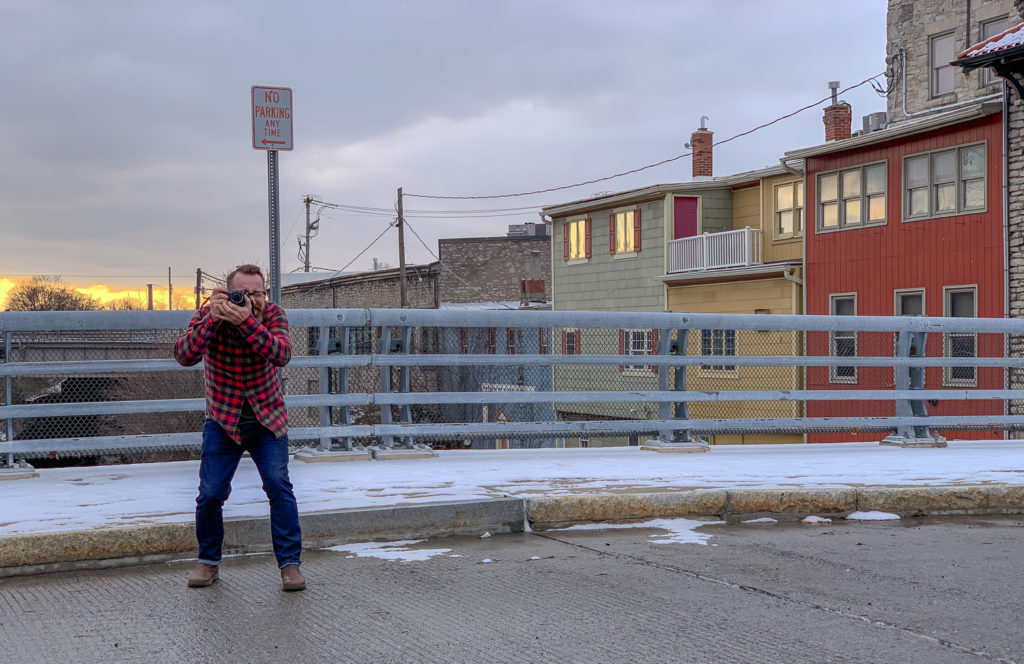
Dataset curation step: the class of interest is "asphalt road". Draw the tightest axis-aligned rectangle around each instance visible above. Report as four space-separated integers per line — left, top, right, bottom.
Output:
1 514 1021 664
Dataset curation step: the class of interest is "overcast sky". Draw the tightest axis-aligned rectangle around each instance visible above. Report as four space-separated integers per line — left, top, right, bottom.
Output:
0 1 887 305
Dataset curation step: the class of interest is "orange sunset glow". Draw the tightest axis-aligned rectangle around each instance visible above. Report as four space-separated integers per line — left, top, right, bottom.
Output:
0 278 197 311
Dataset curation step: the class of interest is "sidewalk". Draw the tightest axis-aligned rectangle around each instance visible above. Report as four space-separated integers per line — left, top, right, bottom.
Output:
3 440 1024 575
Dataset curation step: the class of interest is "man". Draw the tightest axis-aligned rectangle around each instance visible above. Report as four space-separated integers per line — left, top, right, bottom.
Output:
174 264 305 591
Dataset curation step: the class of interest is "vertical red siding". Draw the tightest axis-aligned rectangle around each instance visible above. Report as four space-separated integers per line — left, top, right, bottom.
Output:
804 114 1004 442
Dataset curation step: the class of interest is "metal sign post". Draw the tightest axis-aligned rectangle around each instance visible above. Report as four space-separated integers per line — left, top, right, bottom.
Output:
251 86 293 304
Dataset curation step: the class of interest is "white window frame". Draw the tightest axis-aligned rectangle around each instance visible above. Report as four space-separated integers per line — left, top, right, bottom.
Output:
829 293 857 384
943 285 978 387
816 161 887 233
980 17 1010 86
567 217 588 262
774 180 804 238
622 328 653 374
930 31 955 97
699 329 737 376
612 208 637 256
903 143 987 221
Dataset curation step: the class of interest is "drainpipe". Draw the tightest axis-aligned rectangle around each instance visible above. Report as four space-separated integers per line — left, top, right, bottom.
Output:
778 156 804 175
782 265 803 287
1003 81 1011 435
900 47 1001 118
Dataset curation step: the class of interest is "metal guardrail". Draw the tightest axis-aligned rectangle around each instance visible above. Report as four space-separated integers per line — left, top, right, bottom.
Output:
1 308 1022 465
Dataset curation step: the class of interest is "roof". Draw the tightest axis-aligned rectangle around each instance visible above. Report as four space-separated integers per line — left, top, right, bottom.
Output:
784 101 1002 160
540 164 788 218
281 263 440 292
955 20 1024 67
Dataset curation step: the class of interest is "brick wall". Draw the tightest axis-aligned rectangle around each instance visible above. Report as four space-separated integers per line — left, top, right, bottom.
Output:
438 236 550 303
886 0 1013 124
281 265 440 311
690 128 713 177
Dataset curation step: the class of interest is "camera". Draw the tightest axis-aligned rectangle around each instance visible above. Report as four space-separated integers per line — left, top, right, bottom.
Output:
227 290 248 306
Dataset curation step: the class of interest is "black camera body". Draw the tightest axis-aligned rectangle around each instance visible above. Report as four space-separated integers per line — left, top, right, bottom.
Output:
227 290 248 306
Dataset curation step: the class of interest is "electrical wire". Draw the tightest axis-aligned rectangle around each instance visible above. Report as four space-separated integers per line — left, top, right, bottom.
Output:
297 221 397 295
404 74 885 200
402 218 517 310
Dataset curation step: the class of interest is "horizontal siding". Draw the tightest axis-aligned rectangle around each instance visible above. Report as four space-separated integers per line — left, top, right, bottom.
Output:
668 277 797 315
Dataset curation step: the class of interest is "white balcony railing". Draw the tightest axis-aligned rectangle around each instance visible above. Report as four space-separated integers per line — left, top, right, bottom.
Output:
668 227 762 273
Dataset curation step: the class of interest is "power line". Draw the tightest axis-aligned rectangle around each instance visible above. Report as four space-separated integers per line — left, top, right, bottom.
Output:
404 74 885 200
298 221 397 295
402 218 517 310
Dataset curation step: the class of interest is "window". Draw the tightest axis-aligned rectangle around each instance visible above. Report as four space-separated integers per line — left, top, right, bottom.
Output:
420 327 440 354
830 294 857 383
563 218 591 261
350 326 374 355
980 17 1009 86
775 181 804 237
895 290 924 317
506 328 517 355
609 208 641 255
930 32 955 97
539 329 550 355
905 144 986 220
487 328 497 354
700 329 736 371
621 328 654 372
817 163 886 231
562 329 581 355
944 286 977 386
459 328 469 355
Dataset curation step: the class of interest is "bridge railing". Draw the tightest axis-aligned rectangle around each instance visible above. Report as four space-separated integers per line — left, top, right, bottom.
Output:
2 308 1023 465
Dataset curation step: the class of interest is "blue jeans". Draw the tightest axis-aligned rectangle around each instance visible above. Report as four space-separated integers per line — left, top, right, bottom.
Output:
196 419 302 568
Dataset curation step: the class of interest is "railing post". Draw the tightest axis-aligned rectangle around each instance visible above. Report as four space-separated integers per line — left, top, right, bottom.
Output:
3 332 12 467
882 330 947 447
743 227 752 266
337 326 353 451
316 324 332 452
701 233 710 270
378 326 396 449
643 327 708 452
397 325 414 448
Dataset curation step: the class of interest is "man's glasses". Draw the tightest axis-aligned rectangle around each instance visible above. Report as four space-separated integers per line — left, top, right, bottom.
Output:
238 290 269 299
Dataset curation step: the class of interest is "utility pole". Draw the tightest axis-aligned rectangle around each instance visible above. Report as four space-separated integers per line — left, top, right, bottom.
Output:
168 267 173 310
397 187 407 308
195 268 202 309
303 195 312 272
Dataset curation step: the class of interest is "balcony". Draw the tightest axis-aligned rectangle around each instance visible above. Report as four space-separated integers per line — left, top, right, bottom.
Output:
667 227 762 273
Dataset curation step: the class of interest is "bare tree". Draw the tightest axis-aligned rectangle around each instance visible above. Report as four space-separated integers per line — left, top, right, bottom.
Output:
5 276 100 311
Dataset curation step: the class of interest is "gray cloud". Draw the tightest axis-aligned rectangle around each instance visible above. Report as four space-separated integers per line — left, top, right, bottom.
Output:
0 0 887 293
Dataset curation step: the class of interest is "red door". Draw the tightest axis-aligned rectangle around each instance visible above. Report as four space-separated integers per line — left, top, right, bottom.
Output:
674 196 699 239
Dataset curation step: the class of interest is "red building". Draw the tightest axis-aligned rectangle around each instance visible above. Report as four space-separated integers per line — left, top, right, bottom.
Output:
786 104 1005 442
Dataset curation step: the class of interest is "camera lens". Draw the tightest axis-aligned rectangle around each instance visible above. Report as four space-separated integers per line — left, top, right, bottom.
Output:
228 290 246 306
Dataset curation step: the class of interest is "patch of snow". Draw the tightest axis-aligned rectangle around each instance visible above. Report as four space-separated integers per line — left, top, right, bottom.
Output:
742 517 778 524
529 556 541 560
802 515 832 525
481 558 493 563
551 518 724 545
479 531 491 539
847 511 900 521
324 539 451 562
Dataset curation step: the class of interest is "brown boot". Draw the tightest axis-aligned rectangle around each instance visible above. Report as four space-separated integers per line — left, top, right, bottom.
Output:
187 563 219 588
280 564 306 591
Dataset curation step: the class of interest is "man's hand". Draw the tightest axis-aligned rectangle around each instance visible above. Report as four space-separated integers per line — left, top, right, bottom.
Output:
209 288 252 325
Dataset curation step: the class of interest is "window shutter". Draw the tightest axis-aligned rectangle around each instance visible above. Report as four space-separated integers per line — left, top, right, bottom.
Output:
651 329 659 374
609 213 617 254
634 207 642 253
561 329 567 354
619 329 625 372
576 329 582 354
584 218 592 258
563 223 570 261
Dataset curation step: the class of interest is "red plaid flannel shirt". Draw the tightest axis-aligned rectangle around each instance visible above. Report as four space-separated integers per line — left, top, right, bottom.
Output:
173 302 292 444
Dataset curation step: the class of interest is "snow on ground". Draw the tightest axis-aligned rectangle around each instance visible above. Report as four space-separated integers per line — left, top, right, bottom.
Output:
2 440 1022 537
802 516 833 525
323 540 452 562
742 517 778 524
847 511 901 521
550 517 724 545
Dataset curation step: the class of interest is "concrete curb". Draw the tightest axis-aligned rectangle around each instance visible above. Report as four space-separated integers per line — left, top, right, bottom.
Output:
3 485 1024 577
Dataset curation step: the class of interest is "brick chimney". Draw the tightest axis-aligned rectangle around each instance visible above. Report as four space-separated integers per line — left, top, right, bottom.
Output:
690 124 713 178
823 102 852 141
822 81 851 142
